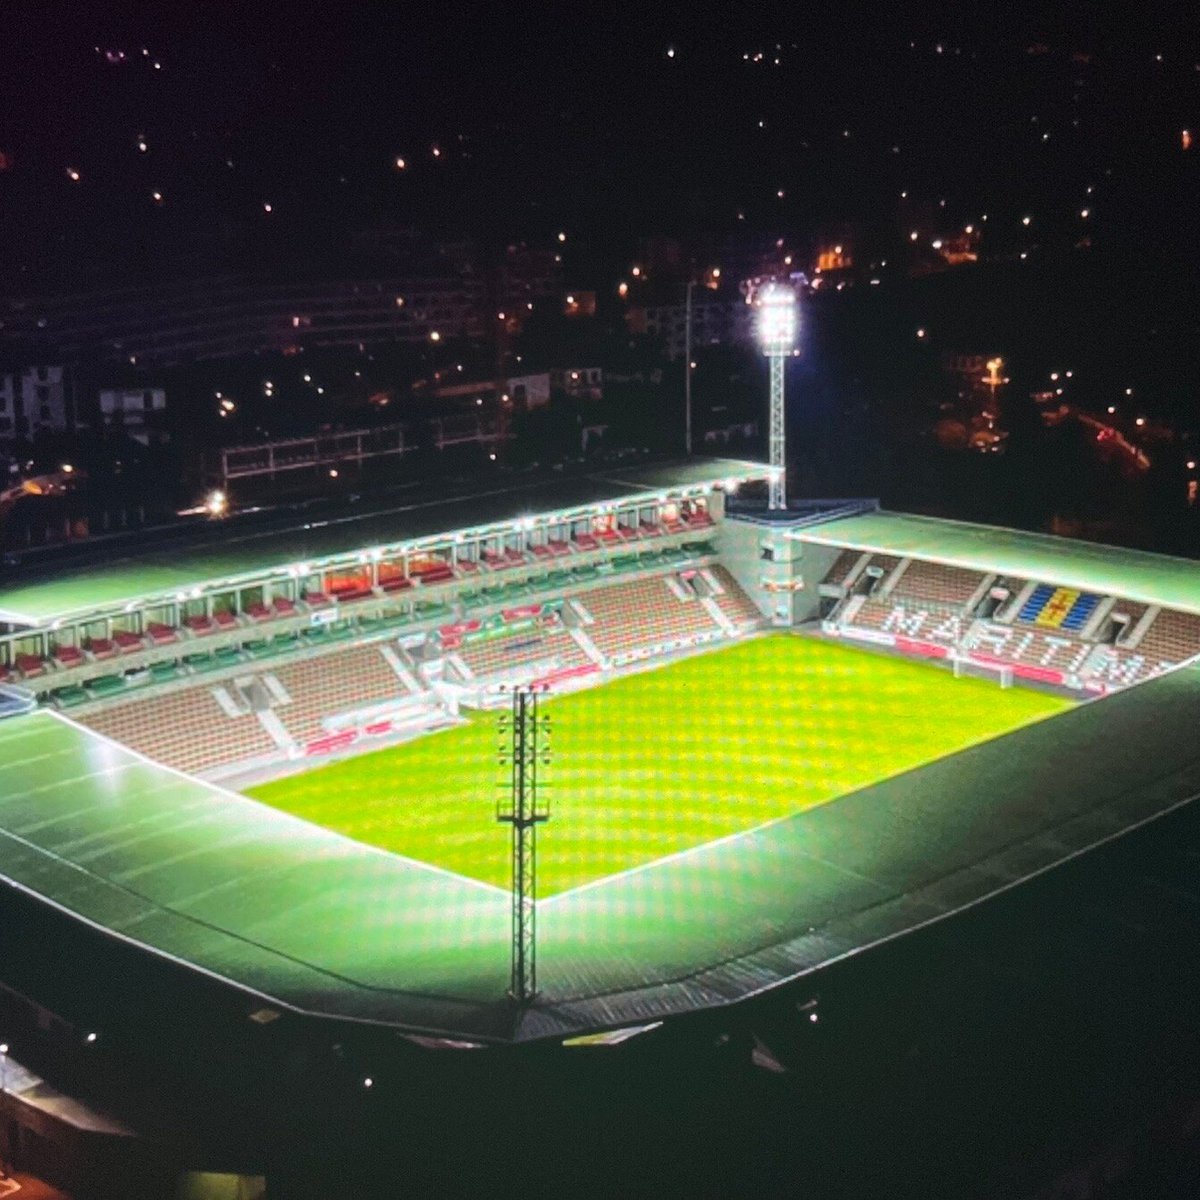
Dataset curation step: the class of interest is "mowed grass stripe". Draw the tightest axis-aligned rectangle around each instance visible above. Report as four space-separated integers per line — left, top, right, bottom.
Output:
245 636 1070 895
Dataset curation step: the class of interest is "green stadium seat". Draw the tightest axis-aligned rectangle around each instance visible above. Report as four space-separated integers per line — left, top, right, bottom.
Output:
51 684 90 708
87 674 126 698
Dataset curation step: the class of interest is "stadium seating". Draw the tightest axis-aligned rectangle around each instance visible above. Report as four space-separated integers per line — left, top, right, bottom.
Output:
269 643 409 744
1016 585 1102 632
1133 609 1200 668
888 559 985 608
80 685 279 776
821 549 862 588
53 645 86 668
84 637 118 659
706 567 765 631
457 627 591 680
583 575 724 663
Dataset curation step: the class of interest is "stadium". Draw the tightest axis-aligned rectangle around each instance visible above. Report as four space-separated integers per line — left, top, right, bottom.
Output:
2 455 1200 1052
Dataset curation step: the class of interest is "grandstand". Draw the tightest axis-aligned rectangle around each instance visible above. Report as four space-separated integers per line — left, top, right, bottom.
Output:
1 473 1200 1045
807 513 1200 693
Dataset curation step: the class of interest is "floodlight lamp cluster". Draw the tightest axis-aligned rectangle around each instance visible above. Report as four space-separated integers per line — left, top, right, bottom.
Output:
755 282 799 356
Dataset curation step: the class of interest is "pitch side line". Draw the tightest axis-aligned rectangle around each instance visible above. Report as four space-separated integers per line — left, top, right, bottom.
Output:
537 804 811 906
46 709 511 899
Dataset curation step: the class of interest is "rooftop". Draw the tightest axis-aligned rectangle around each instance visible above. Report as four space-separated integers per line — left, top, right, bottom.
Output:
0 458 768 627
796 510 1200 616
1 660 1198 1043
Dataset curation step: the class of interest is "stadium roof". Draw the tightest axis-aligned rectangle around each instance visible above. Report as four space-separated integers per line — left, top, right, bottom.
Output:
0 458 768 627
795 510 1200 616
3 663 1200 1044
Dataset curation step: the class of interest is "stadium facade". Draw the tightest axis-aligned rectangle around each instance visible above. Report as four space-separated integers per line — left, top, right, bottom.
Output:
1 457 1199 1045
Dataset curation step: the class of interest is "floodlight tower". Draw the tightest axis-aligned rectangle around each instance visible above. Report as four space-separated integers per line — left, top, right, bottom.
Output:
495 684 552 1004
748 279 800 510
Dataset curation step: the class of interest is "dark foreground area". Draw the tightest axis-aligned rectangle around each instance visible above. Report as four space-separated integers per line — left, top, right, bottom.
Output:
0 786 1199 1198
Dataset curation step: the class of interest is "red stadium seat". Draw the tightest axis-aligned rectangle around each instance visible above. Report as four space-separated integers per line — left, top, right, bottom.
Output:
113 630 145 651
53 645 85 667
86 637 117 659
184 614 215 634
15 653 46 677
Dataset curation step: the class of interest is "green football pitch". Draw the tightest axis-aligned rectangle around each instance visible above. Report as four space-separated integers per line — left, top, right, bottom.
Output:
245 636 1071 896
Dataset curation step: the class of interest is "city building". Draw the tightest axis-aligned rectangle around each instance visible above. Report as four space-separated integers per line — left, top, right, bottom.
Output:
548 367 603 401
0 274 489 368
629 297 756 360
97 387 167 445
0 365 73 445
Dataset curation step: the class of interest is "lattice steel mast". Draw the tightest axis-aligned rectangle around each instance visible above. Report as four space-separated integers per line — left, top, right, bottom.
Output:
743 276 801 511
767 354 786 511
496 685 551 1004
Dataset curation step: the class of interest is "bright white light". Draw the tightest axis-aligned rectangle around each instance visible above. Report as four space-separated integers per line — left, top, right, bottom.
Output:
86 1032 97 1044
1022 215 1032 226
206 490 228 517
363 1077 373 1088
755 282 798 355
430 331 441 342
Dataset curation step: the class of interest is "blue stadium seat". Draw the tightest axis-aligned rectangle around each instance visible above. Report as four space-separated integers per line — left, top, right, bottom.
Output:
1017 584 1054 623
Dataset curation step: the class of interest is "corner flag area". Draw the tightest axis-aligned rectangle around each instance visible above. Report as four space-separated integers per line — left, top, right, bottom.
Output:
246 637 1070 895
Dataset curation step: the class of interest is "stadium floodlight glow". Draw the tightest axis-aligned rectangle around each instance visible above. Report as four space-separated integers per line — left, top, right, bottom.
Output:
755 282 799 355
745 276 802 510
206 489 228 518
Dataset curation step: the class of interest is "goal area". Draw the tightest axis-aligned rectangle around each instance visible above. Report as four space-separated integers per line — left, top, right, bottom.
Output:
953 655 1014 689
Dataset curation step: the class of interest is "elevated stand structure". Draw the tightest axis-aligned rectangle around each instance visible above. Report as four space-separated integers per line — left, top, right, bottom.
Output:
496 685 552 1004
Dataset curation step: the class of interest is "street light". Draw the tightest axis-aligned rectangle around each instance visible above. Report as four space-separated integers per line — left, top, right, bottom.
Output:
747 278 801 510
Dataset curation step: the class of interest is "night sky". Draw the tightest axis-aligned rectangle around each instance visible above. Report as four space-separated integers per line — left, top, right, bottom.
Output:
2 2 1199 287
